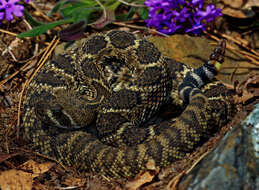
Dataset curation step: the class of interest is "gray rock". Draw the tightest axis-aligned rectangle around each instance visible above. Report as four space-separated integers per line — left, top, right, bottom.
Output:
178 104 259 190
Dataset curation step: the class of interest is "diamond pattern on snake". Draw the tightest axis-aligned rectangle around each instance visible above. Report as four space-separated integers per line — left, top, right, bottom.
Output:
22 30 236 178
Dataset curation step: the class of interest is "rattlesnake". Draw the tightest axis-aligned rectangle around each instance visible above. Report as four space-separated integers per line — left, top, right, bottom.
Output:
22 30 236 178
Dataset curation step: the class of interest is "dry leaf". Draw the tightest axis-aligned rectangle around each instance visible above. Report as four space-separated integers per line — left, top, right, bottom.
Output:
222 0 243 8
0 169 33 190
0 153 19 164
235 74 259 103
222 7 248 18
19 160 54 178
125 159 159 190
243 0 259 9
32 182 49 190
167 172 185 190
62 176 86 187
243 75 259 96
125 171 155 190
145 159 157 170
221 0 257 18
0 160 54 190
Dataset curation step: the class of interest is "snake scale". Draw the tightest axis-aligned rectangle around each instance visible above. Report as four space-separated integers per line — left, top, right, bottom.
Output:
22 30 236 178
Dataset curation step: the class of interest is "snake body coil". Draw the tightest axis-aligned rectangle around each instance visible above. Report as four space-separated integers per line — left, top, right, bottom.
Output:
22 31 236 178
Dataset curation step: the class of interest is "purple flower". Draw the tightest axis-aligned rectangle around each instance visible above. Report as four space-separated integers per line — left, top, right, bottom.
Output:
195 4 222 23
145 0 222 35
0 0 29 22
185 21 205 34
190 0 203 8
159 21 182 34
0 12 4 20
172 7 190 22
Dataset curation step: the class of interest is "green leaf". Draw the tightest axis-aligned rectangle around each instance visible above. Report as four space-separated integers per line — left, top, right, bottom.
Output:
61 3 95 18
72 7 95 23
105 0 121 10
17 19 72 38
60 3 81 18
47 0 68 17
76 0 98 7
116 7 135 21
48 0 98 17
23 9 43 27
138 7 149 20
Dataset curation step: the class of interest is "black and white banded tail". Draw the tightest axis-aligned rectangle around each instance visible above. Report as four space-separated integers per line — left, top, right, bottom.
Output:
179 40 226 103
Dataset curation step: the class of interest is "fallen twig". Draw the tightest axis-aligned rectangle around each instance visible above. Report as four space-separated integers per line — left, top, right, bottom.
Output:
112 21 169 37
28 1 52 22
117 0 145 7
16 36 60 138
0 29 17 36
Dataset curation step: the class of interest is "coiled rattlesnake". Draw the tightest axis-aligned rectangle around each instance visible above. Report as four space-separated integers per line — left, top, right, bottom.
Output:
22 30 236 178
